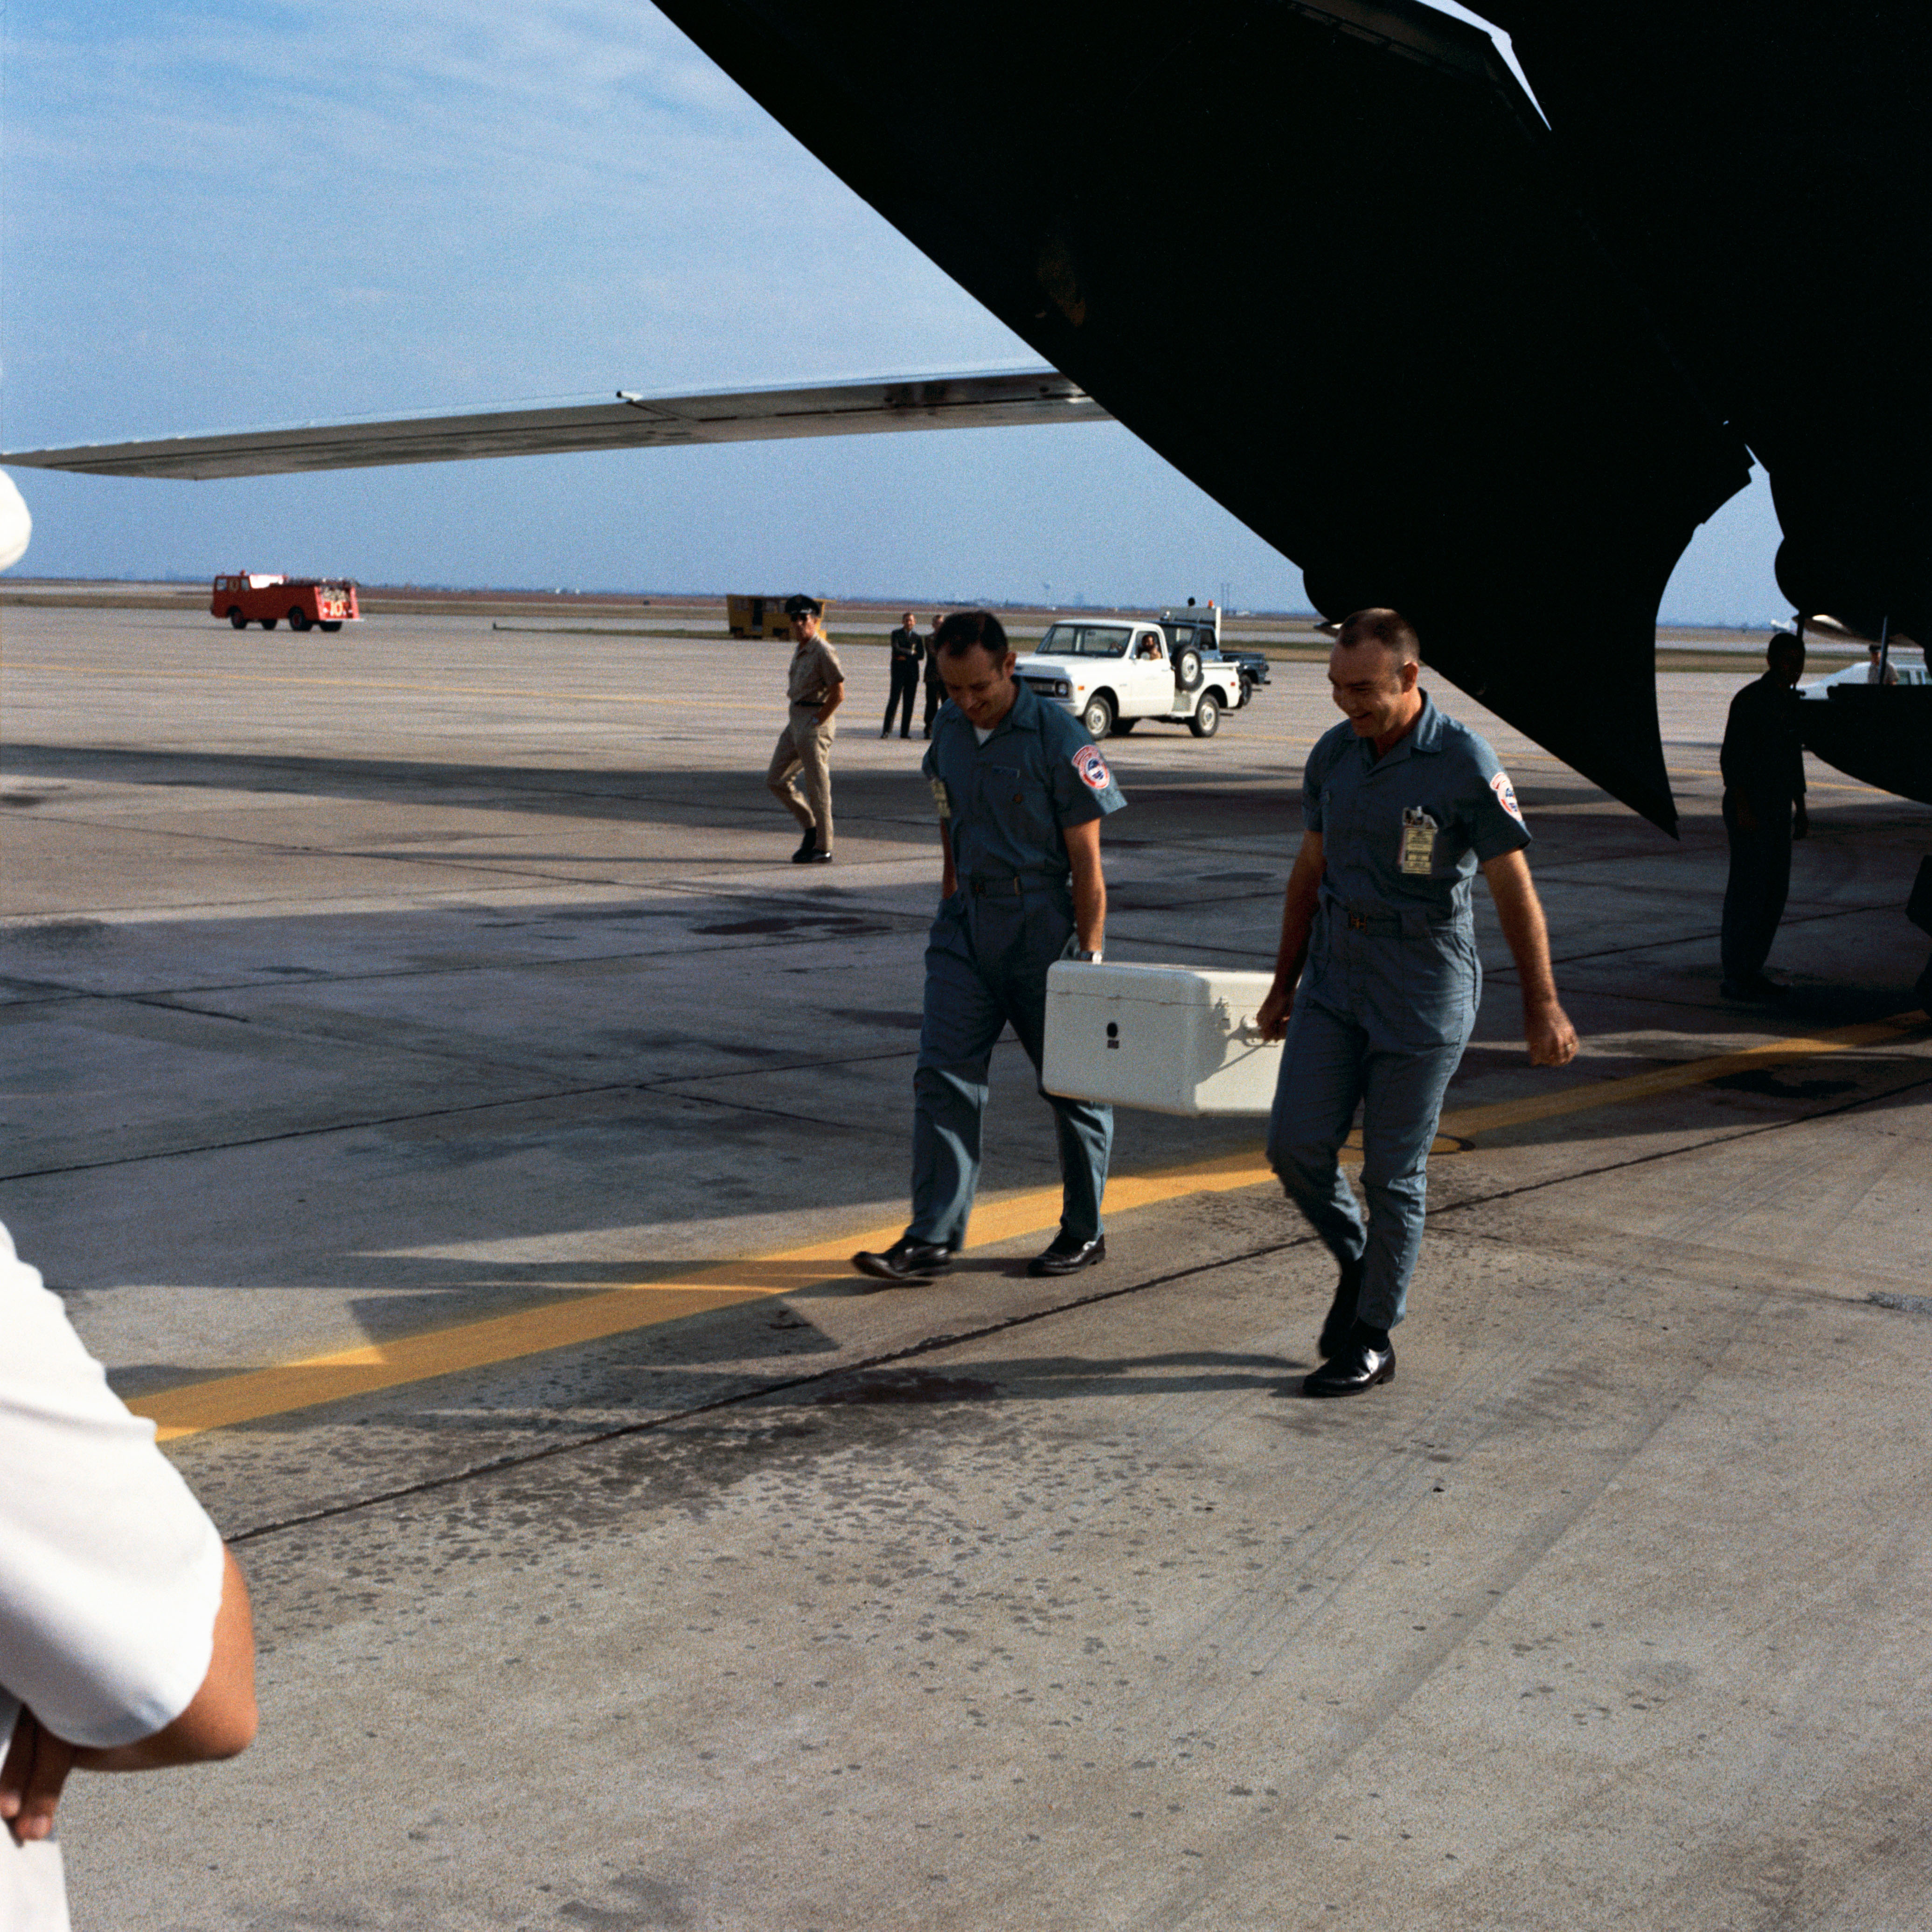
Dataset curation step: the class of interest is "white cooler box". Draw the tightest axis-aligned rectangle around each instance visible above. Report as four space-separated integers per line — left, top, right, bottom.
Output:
1040 959 1281 1117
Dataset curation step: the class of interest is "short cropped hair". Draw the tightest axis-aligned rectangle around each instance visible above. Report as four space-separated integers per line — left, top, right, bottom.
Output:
1767 631 1806 663
936 609 1009 659
1336 607 1421 664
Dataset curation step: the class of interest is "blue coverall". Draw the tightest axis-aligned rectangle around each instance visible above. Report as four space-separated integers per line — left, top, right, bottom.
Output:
909 679 1126 1249
1267 694 1530 1332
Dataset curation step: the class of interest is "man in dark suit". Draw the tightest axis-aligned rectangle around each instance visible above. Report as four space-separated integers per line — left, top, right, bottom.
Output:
922 611 947 737
883 610 923 738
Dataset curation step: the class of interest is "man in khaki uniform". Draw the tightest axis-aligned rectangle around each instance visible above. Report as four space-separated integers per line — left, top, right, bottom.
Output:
767 593 844 864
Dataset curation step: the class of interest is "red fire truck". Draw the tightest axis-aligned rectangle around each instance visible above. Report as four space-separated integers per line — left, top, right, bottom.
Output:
211 572 359 632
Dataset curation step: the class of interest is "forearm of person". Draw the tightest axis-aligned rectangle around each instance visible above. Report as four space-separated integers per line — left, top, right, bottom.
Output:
816 682 844 723
1064 818 1106 952
4 1548 257 1843
76 1548 259 1771
1480 850 1561 1007
1271 835 1324 989
1254 836 1322 1040
939 822 957 900
1479 853 1581 1069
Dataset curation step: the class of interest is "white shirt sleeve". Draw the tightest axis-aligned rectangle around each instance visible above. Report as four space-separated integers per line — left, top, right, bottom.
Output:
0 1223 225 1751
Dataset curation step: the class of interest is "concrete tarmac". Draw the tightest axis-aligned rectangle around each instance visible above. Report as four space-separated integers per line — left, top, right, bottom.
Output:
4 607 1931 1930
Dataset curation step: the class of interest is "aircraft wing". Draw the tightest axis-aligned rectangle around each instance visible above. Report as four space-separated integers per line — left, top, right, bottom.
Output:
0 369 1106 480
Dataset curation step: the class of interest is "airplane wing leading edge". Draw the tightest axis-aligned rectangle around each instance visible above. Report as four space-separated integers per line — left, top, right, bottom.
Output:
0 371 1107 481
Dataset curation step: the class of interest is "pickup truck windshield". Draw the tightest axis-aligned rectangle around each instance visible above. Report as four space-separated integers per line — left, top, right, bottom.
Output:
1037 623 1132 658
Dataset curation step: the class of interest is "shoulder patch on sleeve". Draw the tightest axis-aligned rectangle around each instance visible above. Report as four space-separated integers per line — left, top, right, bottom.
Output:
1072 744 1112 792
1490 769 1524 824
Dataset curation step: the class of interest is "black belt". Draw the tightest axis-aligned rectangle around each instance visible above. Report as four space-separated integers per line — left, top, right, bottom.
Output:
1320 895 1406 935
1329 902 1452 937
969 872 1062 897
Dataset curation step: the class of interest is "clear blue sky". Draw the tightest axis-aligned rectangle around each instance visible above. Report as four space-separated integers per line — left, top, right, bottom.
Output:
0 0 1785 619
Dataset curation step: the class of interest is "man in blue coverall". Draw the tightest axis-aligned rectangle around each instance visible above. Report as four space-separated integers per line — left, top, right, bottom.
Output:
1257 609 1578 1396
853 609 1124 1284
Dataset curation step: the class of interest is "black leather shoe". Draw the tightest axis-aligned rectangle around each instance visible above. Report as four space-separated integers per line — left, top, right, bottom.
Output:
792 826 819 860
793 845 833 865
1027 1232 1105 1277
1303 1324 1395 1397
852 1237 954 1283
1720 973 1785 1002
1318 1259 1364 1359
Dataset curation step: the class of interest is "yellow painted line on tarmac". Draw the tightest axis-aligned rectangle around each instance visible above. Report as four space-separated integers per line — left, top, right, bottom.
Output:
1669 761 1886 795
130 1008 1925 1443
4 660 787 713
133 1152 1275 1445
138 1282 772 1444
1435 1011 1920 1143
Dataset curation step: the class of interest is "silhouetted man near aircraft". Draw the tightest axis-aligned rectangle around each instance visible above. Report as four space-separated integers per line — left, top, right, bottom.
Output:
1257 609 1578 1397
1719 632 1809 1000
883 610 923 738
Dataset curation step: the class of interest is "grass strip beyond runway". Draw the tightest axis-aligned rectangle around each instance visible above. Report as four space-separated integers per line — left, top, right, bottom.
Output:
131 1009 1924 1442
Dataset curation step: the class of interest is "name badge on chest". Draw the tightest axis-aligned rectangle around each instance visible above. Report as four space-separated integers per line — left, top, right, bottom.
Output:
1399 806 1439 876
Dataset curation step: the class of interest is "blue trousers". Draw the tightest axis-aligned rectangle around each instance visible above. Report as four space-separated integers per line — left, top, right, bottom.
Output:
908 886 1113 1249
1265 913 1478 1331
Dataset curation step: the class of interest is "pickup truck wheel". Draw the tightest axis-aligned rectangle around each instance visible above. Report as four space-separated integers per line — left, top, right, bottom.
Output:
1187 692 1221 738
1175 647 1203 692
287 607 311 632
319 620 342 632
227 606 246 629
260 618 278 630
1079 692 1115 739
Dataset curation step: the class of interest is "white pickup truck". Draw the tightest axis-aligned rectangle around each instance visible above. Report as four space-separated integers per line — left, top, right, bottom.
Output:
1012 617 1251 739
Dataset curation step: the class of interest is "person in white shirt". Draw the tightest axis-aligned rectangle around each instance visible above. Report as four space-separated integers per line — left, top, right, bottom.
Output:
0 1222 257 1930
1866 640 1900 685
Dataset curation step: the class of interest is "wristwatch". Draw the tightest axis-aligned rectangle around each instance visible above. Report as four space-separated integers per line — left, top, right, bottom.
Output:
1072 948 1103 963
